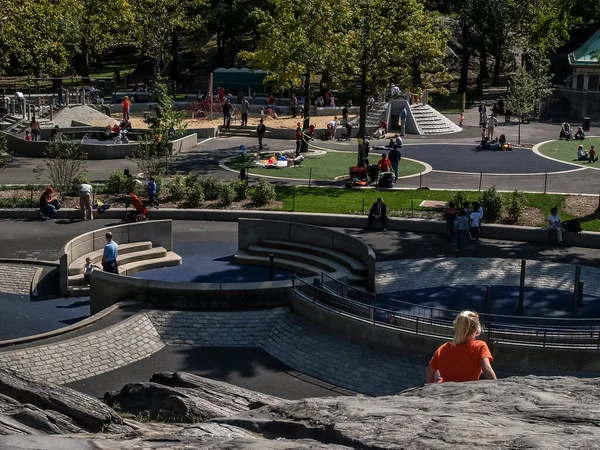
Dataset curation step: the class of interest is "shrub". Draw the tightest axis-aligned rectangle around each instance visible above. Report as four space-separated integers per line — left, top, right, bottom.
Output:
507 190 527 222
167 175 187 201
68 172 91 196
184 172 199 188
0 196 31 208
219 183 236 207
231 179 249 201
479 186 503 221
199 175 221 200
186 184 205 207
43 137 87 195
449 191 468 210
251 179 276 206
105 170 137 195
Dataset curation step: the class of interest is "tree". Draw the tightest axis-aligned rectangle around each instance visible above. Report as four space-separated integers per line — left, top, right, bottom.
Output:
132 0 205 79
43 137 88 196
0 133 12 169
131 79 186 176
242 0 344 153
335 0 448 137
508 68 535 145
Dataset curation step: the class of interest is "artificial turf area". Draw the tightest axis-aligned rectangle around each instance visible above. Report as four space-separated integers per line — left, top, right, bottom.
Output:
225 151 426 180
537 137 600 167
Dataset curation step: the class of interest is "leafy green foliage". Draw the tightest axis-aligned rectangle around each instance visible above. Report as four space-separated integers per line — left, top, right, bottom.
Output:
199 175 221 200
231 179 249 201
449 191 468 210
508 68 536 120
167 175 187 201
251 179 276 206
105 170 136 195
43 137 88 196
0 133 12 168
507 190 527 222
219 183 236 206
186 183 205 207
68 172 91 196
479 187 504 221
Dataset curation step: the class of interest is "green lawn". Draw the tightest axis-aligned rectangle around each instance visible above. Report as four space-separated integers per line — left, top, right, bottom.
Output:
270 187 600 230
537 137 600 166
225 152 426 181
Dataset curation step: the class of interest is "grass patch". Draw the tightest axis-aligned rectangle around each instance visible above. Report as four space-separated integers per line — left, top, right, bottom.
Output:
537 138 600 166
225 152 426 181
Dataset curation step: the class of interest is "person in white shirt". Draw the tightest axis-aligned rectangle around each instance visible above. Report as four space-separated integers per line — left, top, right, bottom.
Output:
547 206 564 245
83 257 94 284
486 115 498 139
79 183 94 220
469 207 481 242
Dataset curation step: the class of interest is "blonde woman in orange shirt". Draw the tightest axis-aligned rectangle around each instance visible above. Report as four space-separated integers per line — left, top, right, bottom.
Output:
426 311 497 383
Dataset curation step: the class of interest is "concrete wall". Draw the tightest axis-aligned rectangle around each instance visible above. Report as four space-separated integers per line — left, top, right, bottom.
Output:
170 133 197 154
59 219 173 296
89 270 299 314
292 292 600 372
389 99 418 134
238 218 377 292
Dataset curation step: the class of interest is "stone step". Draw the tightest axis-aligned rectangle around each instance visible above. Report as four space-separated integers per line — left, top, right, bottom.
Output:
68 250 181 286
68 241 153 275
260 239 367 275
68 286 90 297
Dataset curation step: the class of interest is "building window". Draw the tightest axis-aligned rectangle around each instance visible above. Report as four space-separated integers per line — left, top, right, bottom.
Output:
577 74 585 89
590 75 600 91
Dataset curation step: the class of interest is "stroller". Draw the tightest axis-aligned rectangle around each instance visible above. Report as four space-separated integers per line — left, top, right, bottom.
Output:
559 122 574 140
125 193 150 222
337 123 353 141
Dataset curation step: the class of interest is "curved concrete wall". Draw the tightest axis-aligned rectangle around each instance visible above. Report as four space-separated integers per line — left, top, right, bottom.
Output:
238 218 377 292
291 292 600 372
59 219 174 296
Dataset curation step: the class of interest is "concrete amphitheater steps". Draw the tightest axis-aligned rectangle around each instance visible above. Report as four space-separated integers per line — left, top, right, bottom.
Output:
410 104 461 135
218 125 257 137
234 250 367 286
68 250 181 288
68 241 153 276
260 239 367 276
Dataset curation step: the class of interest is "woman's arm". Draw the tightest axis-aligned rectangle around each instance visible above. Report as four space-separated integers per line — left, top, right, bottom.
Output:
481 358 497 380
425 365 436 383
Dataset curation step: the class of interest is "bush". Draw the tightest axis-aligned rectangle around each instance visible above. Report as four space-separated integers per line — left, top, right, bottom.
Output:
43 137 87 195
167 175 187 201
186 184 205 207
479 186 503 221
105 170 136 195
231 179 249 201
184 172 199 188
0 196 31 208
199 175 221 200
68 172 91 196
507 190 527 222
449 191 468 210
219 183 236 207
251 179 276 206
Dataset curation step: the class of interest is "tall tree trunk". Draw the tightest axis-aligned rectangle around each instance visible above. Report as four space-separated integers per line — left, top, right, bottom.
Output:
301 67 311 153
492 51 501 86
479 40 489 80
458 26 470 93
358 62 368 140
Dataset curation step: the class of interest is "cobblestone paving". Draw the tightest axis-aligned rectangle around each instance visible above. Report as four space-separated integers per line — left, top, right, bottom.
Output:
376 258 600 297
0 313 164 384
0 265 38 295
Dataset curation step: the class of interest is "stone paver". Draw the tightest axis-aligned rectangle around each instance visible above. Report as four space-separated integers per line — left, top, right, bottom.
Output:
0 264 38 295
0 313 164 384
376 258 600 298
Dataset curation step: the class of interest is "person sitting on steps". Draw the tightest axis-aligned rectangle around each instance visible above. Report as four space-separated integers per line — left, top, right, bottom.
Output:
368 197 388 232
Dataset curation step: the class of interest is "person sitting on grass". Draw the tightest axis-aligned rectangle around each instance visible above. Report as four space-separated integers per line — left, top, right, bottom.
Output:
587 145 598 163
577 145 588 161
574 126 585 140
426 310 497 383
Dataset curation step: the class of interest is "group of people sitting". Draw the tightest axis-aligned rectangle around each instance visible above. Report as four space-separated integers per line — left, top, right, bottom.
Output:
576 145 597 163
104 119 132 142
253 151 304 168
560 123 585 141
477 134 512 151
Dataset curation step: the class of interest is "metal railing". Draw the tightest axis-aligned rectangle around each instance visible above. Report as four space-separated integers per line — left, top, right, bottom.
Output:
293 276 600 349
320 273 375 305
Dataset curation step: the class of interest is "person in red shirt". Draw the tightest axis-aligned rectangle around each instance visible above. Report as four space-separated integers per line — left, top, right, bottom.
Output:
121 96 131 120
377 153 392 172
588 145 598 163
295 123 303 156
426 311 497 383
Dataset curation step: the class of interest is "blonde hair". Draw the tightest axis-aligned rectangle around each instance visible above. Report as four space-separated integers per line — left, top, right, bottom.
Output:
453 311 482 345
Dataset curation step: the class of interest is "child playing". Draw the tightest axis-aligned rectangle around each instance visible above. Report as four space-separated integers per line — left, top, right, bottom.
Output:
146 177 159 208
445 202 457 242
456 210 469 250
458 111 464 127
83 257 94 284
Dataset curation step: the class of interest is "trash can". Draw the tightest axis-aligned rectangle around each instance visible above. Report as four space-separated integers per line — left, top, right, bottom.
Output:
583 117 591 132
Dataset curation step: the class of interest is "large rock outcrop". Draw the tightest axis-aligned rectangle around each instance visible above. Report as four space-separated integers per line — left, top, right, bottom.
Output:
2 370 600 449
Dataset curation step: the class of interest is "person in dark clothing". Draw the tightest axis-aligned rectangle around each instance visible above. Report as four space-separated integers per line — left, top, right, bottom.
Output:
295 124 303 156
257 119 266 151
387 145 401 182
445 201 457 241
368 197 388 231
222 99 233 129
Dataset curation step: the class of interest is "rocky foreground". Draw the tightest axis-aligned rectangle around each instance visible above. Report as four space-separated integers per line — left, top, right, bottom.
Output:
0 368 599 449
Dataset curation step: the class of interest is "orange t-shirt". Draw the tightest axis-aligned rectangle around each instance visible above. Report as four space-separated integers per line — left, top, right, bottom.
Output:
429 340 493 382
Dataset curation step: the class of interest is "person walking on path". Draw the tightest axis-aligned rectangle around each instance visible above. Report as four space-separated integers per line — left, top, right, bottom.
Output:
240 97 250 126
342 103 349 126
295 123 303 157
387 145 401 182
121 96 131 120
547 206 564 245
146 177 159 208
102 232 119 274
30 116 40 141
426 311 496 383
222 99 233 129
368 197 388 232
400 106 407 136
456 209 469 250
257 119 266 151
79 183 93 220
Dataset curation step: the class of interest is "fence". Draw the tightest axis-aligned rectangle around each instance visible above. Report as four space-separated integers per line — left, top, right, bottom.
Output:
293 276 600 348
321 272 375 305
